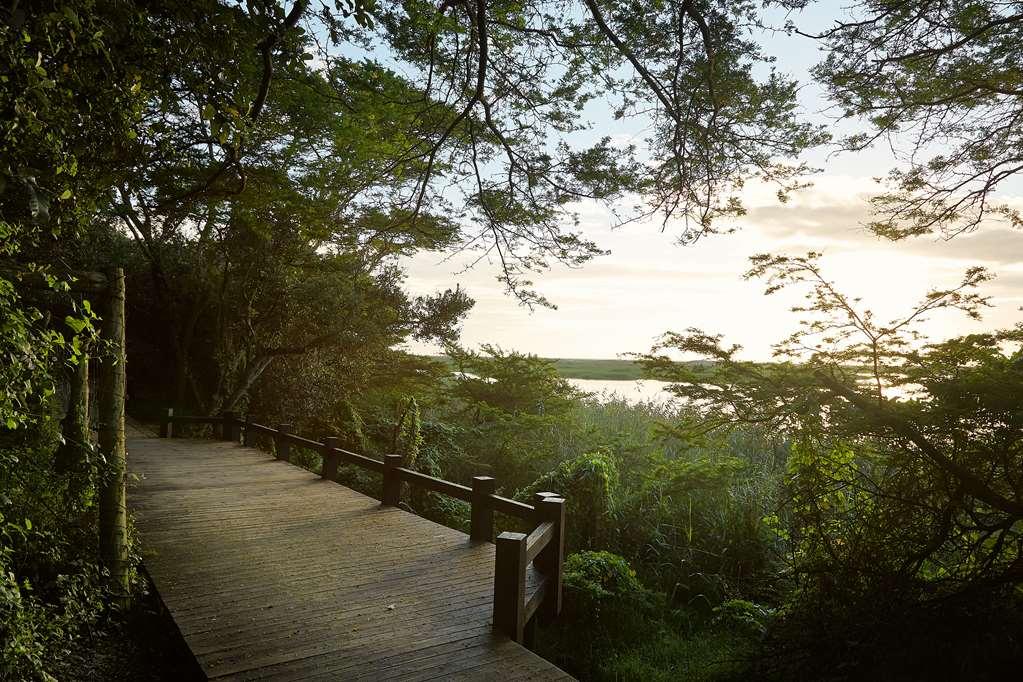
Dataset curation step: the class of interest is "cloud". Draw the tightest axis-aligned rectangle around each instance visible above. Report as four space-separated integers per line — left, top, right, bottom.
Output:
900 229 1023 266
732 178 1023 268
400 177 1022 360
741 202 878 242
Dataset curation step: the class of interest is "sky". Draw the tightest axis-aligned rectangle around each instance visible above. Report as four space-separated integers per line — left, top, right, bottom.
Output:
398 6 1023 362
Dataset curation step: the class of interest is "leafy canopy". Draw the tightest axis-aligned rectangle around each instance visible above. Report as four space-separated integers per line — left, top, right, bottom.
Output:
640 255 1023 603
787 0 1023 238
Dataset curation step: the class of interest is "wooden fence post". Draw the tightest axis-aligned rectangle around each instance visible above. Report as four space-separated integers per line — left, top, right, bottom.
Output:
493 531 527 642
275 423 292 461
470 476 496 542
97 267 129 606
321 436 340 481
159 407 174 438
222 411 239 442
536 496 566 618
531 491 557 573
382 454 403 506
241 415 251 447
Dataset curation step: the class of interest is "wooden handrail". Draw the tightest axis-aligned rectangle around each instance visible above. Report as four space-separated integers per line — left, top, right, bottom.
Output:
246 422 278 436
494 531 527 641
334 447 386 473
161 411 544 517
525 521 555 564
488 494 535 521
396 467 473 502
164 414 220 424
492 495 566 645
159 407 567 649
321 437 340 481
279 431 322 451
470 476 496 541
522 575 549 623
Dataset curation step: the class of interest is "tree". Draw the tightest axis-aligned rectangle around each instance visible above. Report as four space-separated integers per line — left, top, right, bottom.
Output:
443 344 582 486
640 253 1023 674
447 344 579 416
107 0 824 311
98 1 486 410
787 0 1023 238
160 205 470 415
1 0 142 429
331 0 826 302
0 4 150 674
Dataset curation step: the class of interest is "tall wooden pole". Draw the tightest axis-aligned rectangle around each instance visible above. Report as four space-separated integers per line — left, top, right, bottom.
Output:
97 267 129 605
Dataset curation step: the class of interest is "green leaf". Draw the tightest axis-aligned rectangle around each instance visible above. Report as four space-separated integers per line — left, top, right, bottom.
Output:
65 315 87 334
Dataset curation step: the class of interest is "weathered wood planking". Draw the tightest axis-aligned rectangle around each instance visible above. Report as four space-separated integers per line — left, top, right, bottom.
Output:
126 426 572 681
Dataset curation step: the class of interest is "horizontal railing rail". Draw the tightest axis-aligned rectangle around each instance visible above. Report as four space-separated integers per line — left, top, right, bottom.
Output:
395 467 473 502
158 407 565 644
525 521 555 564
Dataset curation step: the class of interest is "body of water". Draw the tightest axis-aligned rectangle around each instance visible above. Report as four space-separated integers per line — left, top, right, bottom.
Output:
567 378 675 404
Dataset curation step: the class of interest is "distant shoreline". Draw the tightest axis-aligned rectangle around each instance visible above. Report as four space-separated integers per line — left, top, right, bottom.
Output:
546 358 646 380
427 355 719 381
427 355 647 381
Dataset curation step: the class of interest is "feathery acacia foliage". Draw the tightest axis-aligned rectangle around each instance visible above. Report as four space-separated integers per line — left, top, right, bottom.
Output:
787 0 1023 237
640 255 1023 675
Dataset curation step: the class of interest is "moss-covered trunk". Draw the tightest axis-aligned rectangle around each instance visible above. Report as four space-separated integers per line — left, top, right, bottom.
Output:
97 267 129 605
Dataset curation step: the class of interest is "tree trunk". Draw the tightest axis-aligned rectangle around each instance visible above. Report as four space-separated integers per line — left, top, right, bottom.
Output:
97 267 129 606
173 294 206 408
220 354 274 414
56 351 90 504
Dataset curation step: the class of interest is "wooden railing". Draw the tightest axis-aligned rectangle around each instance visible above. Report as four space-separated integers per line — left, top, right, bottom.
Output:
158 408 565 645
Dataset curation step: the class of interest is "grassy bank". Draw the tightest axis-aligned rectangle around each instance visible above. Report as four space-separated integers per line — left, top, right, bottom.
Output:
549 358 646 380
431 355 647 380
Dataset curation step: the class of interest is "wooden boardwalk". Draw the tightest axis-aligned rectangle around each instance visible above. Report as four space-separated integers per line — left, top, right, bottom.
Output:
126 426 572 680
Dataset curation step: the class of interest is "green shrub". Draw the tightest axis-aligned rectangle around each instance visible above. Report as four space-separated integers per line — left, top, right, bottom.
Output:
521 452 619 549
564 550 643 601
0 424 108 680
711 598 774 636
559 550 657 650
542 552 759 681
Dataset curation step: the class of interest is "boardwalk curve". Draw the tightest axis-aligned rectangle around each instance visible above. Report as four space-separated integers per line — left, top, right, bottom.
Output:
127 426 572 680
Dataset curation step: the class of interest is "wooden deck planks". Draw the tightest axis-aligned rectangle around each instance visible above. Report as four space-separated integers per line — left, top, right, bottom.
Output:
126 426 572 681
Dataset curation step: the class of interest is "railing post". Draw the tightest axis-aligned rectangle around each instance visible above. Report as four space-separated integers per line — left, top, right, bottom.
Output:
493 531 527 642
275 423 293 462
382 454 403 506
535 496 566 618
242 415 251 447
470 476 496 542
222 411 239 442
531 491 557 574
159 407 174 438
321 436 340 481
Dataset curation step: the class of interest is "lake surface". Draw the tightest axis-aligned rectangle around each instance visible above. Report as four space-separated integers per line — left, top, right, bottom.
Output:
567 378 675 404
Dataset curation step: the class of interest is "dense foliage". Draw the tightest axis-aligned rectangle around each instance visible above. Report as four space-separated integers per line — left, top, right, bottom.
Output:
1 3 145 678
3 0 1023 679
788 0 1023 238
639 255 1023 678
